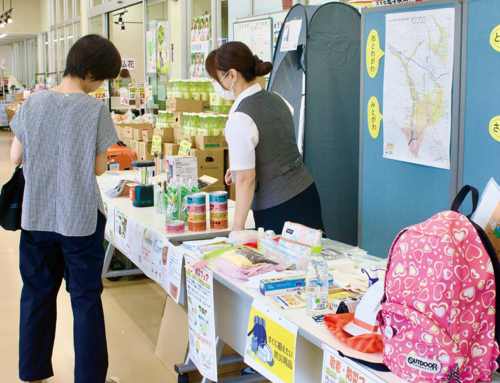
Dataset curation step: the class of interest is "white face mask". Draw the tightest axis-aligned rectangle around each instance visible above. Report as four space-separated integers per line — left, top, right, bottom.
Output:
212 71 235 100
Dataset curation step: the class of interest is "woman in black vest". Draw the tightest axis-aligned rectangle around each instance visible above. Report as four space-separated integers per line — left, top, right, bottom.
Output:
206 42 324 234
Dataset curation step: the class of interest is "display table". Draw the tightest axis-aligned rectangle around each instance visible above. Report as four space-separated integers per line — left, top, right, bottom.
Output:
97 172 500 383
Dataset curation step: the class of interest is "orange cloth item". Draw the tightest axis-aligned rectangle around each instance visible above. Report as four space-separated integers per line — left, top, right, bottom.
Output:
323 313 383 354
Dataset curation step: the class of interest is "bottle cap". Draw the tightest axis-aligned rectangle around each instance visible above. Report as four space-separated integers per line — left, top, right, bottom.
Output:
311 244 322 254
258 227 265 237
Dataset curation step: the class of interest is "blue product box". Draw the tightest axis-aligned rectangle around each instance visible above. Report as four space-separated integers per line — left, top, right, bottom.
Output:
259 274 335 296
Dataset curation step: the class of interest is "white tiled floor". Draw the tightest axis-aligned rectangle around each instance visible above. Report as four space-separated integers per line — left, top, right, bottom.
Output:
0 131 177 383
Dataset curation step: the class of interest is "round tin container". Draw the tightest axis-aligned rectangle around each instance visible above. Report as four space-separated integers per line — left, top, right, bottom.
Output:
188 221 207 232
210 202 228 212
166 220 185 234
211 219 228 230
187 193 207 205
187 204 206 214
188 213 207 223
210 211 228 220
209 191 228 204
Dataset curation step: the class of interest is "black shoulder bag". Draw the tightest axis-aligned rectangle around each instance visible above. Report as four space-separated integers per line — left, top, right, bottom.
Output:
0 165 24 231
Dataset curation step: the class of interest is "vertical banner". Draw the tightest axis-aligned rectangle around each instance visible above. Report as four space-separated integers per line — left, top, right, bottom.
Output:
146 27 157 74
157 21 170 76
321 344 386 383
244 299 298 383
191 15 211 79
186 267 217 381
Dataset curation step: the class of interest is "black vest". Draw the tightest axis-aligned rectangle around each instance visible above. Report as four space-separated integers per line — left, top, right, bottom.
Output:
235 89 313 211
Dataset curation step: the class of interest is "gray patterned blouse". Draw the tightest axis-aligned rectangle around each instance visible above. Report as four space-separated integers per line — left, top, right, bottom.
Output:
10 90 118 237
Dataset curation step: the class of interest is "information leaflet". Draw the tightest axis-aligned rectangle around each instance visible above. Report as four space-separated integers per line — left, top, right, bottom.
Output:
280 19 302 52
141 228 169 282
244 299 298 383
186 267 217 381
321 344 386 383
161 244 184 303
127 217 145 266
114 209 129 252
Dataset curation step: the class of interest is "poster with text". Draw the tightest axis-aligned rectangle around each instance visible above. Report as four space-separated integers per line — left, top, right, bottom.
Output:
161 244 184 303
157 21 169 75
244 299 298 383
321 344 386 383
146 29 157 74
126 218 146 267
280 19 302 52
114 209 129 252
186 267 217 381
191 41 209 79
191 15 211 43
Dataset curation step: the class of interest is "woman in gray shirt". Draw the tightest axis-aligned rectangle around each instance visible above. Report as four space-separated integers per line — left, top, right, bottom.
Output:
10 35 121 383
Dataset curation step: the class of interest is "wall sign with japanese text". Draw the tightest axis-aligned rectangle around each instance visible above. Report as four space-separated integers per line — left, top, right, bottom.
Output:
366 29 384 79
122 58 136 71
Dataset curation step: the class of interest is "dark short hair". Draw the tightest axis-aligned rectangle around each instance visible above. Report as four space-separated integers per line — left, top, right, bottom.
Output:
206 42 273 84
64 34 121 82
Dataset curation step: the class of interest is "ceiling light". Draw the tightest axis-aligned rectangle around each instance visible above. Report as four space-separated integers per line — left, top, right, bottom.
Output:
0 34 8 38
121 25 125 33
118 16 123 25
0 21 5 28
5 14 11 24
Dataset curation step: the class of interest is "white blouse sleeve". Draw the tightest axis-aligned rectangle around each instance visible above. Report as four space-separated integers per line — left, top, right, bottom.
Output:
224 112 259 171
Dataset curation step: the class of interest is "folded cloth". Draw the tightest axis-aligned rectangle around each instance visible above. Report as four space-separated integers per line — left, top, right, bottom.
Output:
323 313 383 354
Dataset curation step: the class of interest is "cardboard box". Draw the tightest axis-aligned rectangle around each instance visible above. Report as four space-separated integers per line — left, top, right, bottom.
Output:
15 93 24 101
202 101 211 112
194 135 228 150
201 185 226 193
154 128 174 143
122 126 134 139
130 140 141 158
142 129 154 142
189 148 224 186
155 297 246 378
165 155 198 183
139 142 154 160
227 184 236 201
178 134 195 146
122 138 131 149
165 98 203 112
256 76 267 89
162 143 180 157
173 112 183 129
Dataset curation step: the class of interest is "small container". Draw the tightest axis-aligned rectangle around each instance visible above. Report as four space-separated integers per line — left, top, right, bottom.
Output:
166 220 185 234
210 211 228 220
209 191 228 204
187 193 207 205
189 221 207 232
210 202 228 212
131 160 155 185
211 219 228 230
187 204 206 214
188 213 206 223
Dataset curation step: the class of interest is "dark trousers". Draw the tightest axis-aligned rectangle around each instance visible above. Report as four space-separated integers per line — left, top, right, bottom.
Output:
19 212 108 383
253 183 325 234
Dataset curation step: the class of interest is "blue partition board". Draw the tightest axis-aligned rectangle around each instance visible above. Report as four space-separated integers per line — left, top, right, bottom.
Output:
461 0 500 207
360 1 459 258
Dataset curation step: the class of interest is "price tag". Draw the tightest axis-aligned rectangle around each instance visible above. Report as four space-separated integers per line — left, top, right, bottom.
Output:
321 344 387 383
366 29 385 79
151 135 163 155
178 139 192 156
367 96 383 139
244 299 298 383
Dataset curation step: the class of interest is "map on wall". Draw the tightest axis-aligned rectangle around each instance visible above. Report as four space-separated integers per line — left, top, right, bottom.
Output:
382 9 455 169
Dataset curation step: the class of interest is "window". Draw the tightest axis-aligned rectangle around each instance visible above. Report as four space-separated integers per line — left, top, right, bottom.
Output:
67 24 74 51
93 0 103 7
68 0 73 20
90 15 103 36
74 21 81 40
59 27 66 71
222 0 228 40
76 0 81 17
59 0 64 22
253 0 286 14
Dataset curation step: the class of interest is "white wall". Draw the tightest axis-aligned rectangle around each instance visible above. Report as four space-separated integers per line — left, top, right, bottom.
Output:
40 0 50 33
170 0 182 79
109 3 144 83
3 0 41 34
0 45 13 73
194 0 211 18
228 0 251 41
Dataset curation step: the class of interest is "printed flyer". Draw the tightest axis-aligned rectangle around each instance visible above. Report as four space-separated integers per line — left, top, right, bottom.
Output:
161 243 184 304
127 218 145 267
186 266 217 381
114 209 129 252
244 299 298 383
157 21 169 75
146 28 157 74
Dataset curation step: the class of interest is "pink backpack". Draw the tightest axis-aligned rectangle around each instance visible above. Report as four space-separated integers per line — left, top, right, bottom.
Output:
379 186 500 383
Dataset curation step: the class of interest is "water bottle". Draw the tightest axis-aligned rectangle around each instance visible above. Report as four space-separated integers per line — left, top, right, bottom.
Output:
305 244 329 316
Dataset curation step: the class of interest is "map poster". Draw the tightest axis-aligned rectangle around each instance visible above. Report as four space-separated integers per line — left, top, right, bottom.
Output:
186 267 217 381
382 9 455 169
157 21 169 75
114 209 129 252
244 299 298 383
321 344 386 383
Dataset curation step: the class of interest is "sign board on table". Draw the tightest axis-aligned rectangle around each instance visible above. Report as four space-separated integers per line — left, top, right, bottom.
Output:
321 344 387 383
244 299 298 383
186 266 218 381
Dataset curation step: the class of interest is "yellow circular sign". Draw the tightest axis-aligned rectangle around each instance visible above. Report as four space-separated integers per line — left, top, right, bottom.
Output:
366 30 385 79
367 96 383 139
490 25 500 53
489 116 500 142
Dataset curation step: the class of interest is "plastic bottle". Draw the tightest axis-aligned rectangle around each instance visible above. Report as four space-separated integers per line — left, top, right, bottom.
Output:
305 243 329 317
257 227 265 252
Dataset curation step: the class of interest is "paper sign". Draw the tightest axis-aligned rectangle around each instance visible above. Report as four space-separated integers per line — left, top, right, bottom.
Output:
161 244 184 303
141 229 168 283
103 202 116 242
122 58 136 71
127 218 146 266
89 81 110 99
321 344 386 383
490 25 500 52
114 209 129 252
244 299 298 383
489 116 500 142
186 267 217 381
280 19 302 52
366 29 385 79
151 135 163 155
367 96 383 139
178 140 192 156
145 85 153 104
